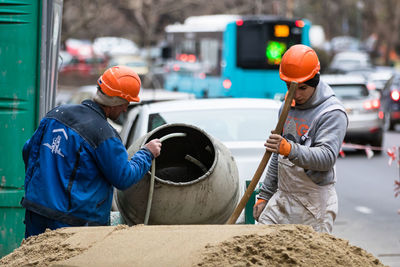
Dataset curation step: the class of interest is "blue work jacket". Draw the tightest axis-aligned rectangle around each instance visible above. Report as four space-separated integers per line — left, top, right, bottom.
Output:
22 100 153 226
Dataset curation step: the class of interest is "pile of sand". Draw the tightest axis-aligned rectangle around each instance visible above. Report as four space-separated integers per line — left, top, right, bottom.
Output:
196 225 384 267
0 224 386 267
0 229 85 266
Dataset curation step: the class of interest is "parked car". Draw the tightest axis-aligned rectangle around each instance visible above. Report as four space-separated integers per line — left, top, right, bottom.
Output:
107 55 149 79
55 86 195 132
59 39 108 81
93 36 139 56
119 98 281 222
344 66 395 94
327 36 365 55
321 74 384 148
327 51 373 74
367 66 396 92
380 72 400 130
56 86 195 106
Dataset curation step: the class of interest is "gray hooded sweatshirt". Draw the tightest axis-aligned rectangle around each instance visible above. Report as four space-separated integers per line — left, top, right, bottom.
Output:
259 79 348 201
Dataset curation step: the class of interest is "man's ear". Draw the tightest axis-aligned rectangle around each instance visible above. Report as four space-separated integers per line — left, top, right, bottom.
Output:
101 105 112 117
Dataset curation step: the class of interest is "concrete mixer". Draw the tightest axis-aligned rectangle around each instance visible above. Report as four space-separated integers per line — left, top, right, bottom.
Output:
115 123 240 225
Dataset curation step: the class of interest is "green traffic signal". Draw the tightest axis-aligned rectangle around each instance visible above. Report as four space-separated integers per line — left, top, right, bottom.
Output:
266 41 287 65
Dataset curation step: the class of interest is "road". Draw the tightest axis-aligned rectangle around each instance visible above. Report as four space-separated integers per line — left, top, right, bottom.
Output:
333 130 400 267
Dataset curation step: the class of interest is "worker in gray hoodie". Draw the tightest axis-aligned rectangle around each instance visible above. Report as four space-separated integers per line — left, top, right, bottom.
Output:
253 45 348 233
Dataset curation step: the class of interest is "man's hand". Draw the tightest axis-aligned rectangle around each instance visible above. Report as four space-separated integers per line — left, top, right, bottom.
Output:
253 198 267 221
145 139 162 158
264 134 283 154
264 134 291 156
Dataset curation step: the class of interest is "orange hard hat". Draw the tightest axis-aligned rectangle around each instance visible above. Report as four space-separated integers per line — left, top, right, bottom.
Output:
97 65 141 102
279 44 320 83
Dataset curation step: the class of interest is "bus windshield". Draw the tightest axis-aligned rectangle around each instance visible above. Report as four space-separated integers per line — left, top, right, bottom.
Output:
236 20 302 69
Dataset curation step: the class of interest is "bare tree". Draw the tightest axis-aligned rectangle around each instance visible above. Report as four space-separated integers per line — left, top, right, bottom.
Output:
61 0 114 43
60 0 400 67
62 0 281 47
113 0 205 47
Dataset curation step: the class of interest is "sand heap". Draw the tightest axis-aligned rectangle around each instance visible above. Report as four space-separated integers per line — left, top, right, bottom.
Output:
196 225 385 267
0 224 386 267
0 229 86 266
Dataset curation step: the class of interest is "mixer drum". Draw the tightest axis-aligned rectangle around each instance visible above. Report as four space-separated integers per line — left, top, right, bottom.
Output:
115 123 240 225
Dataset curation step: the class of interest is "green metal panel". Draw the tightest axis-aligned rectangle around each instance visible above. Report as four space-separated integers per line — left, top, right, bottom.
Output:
0 0 41 258
0 189 25 256
244 181 263 224
0 0 63 257
0 0 40 188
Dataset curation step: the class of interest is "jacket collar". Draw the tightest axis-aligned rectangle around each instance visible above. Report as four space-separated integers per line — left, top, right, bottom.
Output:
82 100 106 119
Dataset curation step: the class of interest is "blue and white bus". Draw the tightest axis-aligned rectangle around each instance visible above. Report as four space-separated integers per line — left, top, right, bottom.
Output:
163 15 311 99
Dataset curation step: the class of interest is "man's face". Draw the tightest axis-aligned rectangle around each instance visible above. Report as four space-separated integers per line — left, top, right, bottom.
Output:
286 82 316 105
108 102 129 120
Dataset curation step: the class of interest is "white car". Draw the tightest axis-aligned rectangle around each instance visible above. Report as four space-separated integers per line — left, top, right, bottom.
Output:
119 98 281 223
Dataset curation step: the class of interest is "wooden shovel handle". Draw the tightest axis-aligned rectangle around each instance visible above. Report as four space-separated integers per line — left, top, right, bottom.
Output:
226 82 298 224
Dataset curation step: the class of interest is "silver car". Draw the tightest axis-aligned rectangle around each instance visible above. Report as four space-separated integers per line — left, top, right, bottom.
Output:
119 98 281 222
328 51 372 74
321 74 384 148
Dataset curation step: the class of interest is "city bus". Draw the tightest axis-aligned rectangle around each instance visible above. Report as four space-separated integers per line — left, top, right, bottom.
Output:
163 15 311 99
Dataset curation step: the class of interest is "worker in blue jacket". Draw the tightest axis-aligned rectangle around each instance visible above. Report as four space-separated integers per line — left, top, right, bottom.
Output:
22 66 161 237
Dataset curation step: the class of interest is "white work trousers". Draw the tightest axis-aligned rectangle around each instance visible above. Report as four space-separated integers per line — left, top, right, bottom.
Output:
259 155 338 233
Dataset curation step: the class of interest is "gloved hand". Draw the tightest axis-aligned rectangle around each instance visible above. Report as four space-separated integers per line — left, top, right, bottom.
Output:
253 198 267 221
264 134 291 156
145 139 162 158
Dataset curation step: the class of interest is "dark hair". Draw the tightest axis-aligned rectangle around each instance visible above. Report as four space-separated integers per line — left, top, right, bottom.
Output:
303 73 320 88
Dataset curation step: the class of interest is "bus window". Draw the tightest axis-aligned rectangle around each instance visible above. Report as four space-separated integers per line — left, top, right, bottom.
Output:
182 39 196 54
173 39 196 58
236 21 302 69
200 39 220 76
